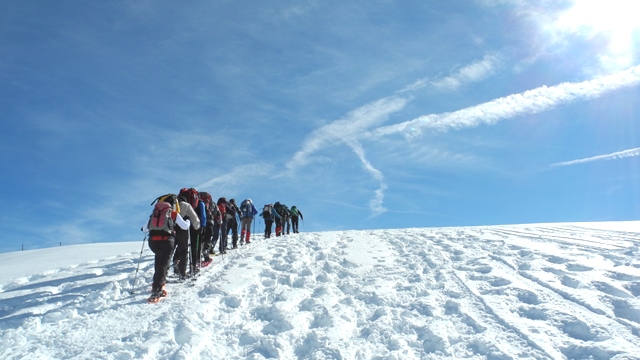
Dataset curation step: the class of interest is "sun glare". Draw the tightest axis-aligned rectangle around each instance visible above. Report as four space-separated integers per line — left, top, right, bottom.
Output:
557 0 639 67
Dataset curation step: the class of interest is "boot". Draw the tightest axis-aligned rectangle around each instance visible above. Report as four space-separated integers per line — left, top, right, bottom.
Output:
245 231 251 244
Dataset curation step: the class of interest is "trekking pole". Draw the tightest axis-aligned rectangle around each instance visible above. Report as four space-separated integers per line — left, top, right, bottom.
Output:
187 227 192 277
196 232 201 269
130 233 147 295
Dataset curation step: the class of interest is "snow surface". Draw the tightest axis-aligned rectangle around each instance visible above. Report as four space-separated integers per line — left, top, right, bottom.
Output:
1 221 639 359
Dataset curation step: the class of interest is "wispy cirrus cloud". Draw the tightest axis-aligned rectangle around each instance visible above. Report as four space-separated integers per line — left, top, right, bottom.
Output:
196 163 275 196
286 96 408 172
285 96 407 215
401 54 502 93
551 147 640 167
286 54 505 215
373 65 640 139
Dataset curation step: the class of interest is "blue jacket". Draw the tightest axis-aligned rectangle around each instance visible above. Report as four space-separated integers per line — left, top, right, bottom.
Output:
196 201 207 227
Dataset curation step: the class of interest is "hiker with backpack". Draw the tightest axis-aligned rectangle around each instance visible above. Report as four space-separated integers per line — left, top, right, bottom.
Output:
173 191 201 280
274 202 290 236
143 194 190 301
282 204 292 235
209 195 224 255
226 199 241 249
261 203 280 238
198 191 217 261
187 188 207 274
239 198 258 244
290 205 304 233
213 197 229 254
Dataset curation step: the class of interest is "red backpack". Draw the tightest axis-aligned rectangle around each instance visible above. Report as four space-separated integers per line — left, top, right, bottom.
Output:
179 188 200 209
147 202 175 237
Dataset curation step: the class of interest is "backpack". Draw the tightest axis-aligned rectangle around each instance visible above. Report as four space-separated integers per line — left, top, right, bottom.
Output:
241 199 252 218
150 194 180 214
262 204 273 218
147 201 175 236
279 204 290 217
179 188 199 210
198 192 213 212
290 207 299 217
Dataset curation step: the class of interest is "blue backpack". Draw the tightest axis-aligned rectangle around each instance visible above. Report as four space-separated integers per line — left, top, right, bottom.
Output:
241 199 253 218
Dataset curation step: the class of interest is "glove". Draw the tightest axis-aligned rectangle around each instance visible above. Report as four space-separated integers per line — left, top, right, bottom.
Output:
185 219 191 227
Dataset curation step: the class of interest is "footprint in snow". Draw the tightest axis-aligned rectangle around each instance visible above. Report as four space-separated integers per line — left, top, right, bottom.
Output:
566 263 592 272
547 255 569 264
518 306 548 321
591 281 632 298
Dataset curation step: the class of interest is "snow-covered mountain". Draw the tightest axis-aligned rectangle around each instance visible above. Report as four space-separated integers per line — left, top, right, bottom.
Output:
1 222 639 359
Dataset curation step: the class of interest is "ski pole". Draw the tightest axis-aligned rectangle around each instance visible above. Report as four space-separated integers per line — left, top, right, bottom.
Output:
130 233 147 295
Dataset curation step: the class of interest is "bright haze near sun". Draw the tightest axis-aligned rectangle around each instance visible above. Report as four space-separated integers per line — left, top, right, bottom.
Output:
556 0 640 69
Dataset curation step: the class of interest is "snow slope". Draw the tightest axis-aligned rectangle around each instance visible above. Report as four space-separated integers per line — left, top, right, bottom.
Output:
1 222 639 359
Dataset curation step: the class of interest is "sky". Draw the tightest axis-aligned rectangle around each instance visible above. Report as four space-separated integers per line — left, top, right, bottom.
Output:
1 221 639 358
1 0 640 252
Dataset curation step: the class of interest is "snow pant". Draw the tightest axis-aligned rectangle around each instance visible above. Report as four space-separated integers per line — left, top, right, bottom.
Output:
292 217 300 233
285 216 291 234
240 217 253 242
148 236 175 290
264 219 274 238
190 227 202 268
226 216 239 247
213 220 228 252
275 218 283 237
202 221 214 256
173 228 189 277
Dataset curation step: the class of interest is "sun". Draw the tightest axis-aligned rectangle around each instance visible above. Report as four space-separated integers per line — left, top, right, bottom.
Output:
556 0 640 67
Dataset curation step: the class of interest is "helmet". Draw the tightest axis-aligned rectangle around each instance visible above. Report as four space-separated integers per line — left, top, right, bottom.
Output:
246 198 252 203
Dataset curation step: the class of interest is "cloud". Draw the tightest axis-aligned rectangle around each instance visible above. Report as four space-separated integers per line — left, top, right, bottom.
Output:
195 163 275 195
346 140 388 215
401 54 501 93
551 147 640 167
284 96 407 216
286 96 408 172
372 64 640 139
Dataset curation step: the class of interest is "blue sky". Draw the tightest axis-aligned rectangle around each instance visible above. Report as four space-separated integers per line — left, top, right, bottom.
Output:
1 0 639 252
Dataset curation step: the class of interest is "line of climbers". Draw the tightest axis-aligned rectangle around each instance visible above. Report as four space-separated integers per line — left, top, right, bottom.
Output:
143 187 305 299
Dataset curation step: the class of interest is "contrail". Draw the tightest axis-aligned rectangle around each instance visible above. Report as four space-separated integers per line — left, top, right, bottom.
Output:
373 65 640 139
551 147 640 167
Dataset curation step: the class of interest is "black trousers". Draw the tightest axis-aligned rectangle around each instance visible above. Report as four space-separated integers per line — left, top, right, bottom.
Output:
202 222 213 254
190 227 202 267
264 219 274 238
148 237 175 290
292 217 300 233
226 217 239 247
173 228 189 276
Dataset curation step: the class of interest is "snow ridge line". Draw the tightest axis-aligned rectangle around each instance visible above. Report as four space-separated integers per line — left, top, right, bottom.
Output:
512 225 640 245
